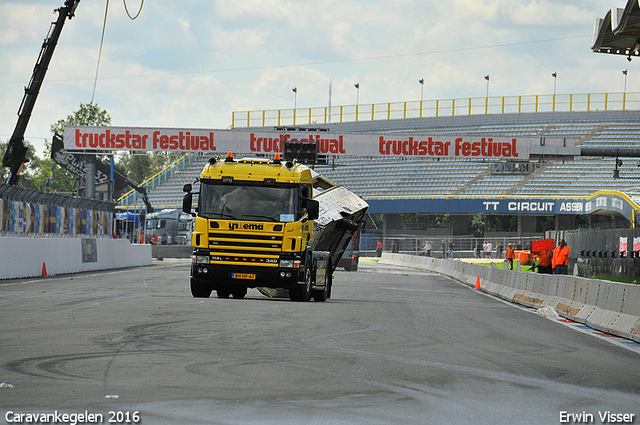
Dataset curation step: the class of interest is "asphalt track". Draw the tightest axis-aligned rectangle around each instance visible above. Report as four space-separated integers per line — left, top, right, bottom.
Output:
1 259 639 425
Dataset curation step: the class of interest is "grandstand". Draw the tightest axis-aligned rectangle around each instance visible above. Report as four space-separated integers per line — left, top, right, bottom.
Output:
123 110 640 222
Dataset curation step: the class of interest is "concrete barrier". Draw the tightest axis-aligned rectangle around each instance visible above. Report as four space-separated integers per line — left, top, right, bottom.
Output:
151 244 192 259
0 236 152 280
379 253 640 343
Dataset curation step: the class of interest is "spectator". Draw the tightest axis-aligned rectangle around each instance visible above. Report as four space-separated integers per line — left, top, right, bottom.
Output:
421 240 432 257
537 249 553 274
475 241 482 259
391 240 398 253
441 239 446 259
167 233 172 245
376 240 383 257
506 243 516 270
448 239 454 259
552 239 570 274
151 234 158 245
485 240 493 259
496 242 504 259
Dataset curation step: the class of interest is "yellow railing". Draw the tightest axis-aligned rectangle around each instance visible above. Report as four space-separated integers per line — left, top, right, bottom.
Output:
231 92 640 128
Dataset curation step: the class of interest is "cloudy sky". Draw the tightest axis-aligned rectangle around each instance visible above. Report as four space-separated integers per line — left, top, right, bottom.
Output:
0 0 632 157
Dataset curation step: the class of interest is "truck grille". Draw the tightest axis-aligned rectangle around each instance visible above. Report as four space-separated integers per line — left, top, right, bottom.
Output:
208 232 282 267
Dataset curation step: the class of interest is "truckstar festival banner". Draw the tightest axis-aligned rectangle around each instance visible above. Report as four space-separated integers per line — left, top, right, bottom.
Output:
64 125 574 160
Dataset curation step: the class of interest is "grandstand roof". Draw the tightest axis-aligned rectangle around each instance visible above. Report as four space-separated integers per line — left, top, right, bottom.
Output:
592 0 640 59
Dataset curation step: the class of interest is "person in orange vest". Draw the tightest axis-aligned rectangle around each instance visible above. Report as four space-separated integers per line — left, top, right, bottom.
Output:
552 239 570 274
536 249 553 274
505 243 516 270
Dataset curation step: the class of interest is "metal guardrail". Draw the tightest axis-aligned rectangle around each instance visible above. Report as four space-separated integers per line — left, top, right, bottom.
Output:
231 92 640 128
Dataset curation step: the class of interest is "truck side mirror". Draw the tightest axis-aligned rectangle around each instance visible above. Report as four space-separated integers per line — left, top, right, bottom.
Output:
183 183 192 193
307 199 319 220
183 192 193 215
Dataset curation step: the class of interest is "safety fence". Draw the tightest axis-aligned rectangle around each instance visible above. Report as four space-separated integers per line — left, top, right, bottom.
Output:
361 232 543 258
0 183 115 238
556 228 640 277
232 91 640 128
380 253 640 343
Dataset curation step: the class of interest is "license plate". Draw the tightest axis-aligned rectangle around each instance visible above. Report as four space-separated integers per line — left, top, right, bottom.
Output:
232 273 256 280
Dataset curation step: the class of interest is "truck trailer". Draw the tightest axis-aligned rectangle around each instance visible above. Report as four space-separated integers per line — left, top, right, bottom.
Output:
182 152 367 301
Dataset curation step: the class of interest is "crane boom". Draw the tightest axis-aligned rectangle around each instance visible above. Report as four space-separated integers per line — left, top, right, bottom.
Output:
2 0 81 185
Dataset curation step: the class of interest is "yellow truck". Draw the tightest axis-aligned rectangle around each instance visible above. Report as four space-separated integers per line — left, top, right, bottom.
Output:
182 152 367 301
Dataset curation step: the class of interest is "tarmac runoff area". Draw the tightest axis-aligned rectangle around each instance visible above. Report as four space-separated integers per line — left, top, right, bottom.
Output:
0 259 639 425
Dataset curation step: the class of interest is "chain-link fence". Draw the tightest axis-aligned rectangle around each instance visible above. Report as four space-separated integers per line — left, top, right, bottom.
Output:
361 231 544 259
555 228 640 277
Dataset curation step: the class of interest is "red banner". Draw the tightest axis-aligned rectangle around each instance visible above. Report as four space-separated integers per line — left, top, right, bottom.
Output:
63 125 576 160
531 238 555 253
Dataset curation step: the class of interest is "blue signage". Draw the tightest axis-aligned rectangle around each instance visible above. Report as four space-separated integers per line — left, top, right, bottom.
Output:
364 191 639 223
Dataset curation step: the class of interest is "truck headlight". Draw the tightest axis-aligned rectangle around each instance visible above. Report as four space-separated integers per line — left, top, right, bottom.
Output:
196 255 209 264
279 259 301 269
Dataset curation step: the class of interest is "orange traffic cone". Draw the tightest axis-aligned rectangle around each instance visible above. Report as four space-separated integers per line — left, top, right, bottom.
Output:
474 276 481 290
41 262 48 277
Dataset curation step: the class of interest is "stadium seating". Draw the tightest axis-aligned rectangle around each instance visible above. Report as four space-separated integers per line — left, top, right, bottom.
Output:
125 110 640 210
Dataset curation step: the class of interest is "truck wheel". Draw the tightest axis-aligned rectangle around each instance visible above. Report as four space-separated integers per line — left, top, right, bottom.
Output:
191 278 212 298
313 259 331 302
232 287 247 299
301 258 313 301
216 288 231 298
290 255 312 302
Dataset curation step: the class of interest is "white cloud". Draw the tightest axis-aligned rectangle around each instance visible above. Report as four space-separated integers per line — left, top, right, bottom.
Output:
0 0 623 158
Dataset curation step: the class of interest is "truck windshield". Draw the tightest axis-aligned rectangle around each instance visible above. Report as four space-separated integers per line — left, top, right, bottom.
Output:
199 183 299 222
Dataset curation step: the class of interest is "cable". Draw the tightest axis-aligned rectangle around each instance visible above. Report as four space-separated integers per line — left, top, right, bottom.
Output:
123 0 144 20
90 0 110 105
0 34 591 86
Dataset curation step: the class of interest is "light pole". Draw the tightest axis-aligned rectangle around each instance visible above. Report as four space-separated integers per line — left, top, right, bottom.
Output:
623 69 628 110
354 83 360 121
484 74 490 98
419 78 424 117
292 87 297 124
484 75 490 114
551 72 557 111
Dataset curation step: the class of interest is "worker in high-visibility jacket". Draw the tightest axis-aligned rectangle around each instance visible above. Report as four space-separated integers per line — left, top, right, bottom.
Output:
505 243 516 270
552 239 570 275
536 250 553 274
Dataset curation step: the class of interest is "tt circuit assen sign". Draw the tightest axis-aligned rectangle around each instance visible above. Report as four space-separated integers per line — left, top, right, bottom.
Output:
63 126 575 160
366 192 640 223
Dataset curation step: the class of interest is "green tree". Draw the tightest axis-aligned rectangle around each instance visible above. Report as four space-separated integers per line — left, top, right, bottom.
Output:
469 213 485 234
50 103 111 134
47 103 112 194
49 102 177 190
0 139 43 190
400 213 449 230
37 140 76 193
117 151 178 185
